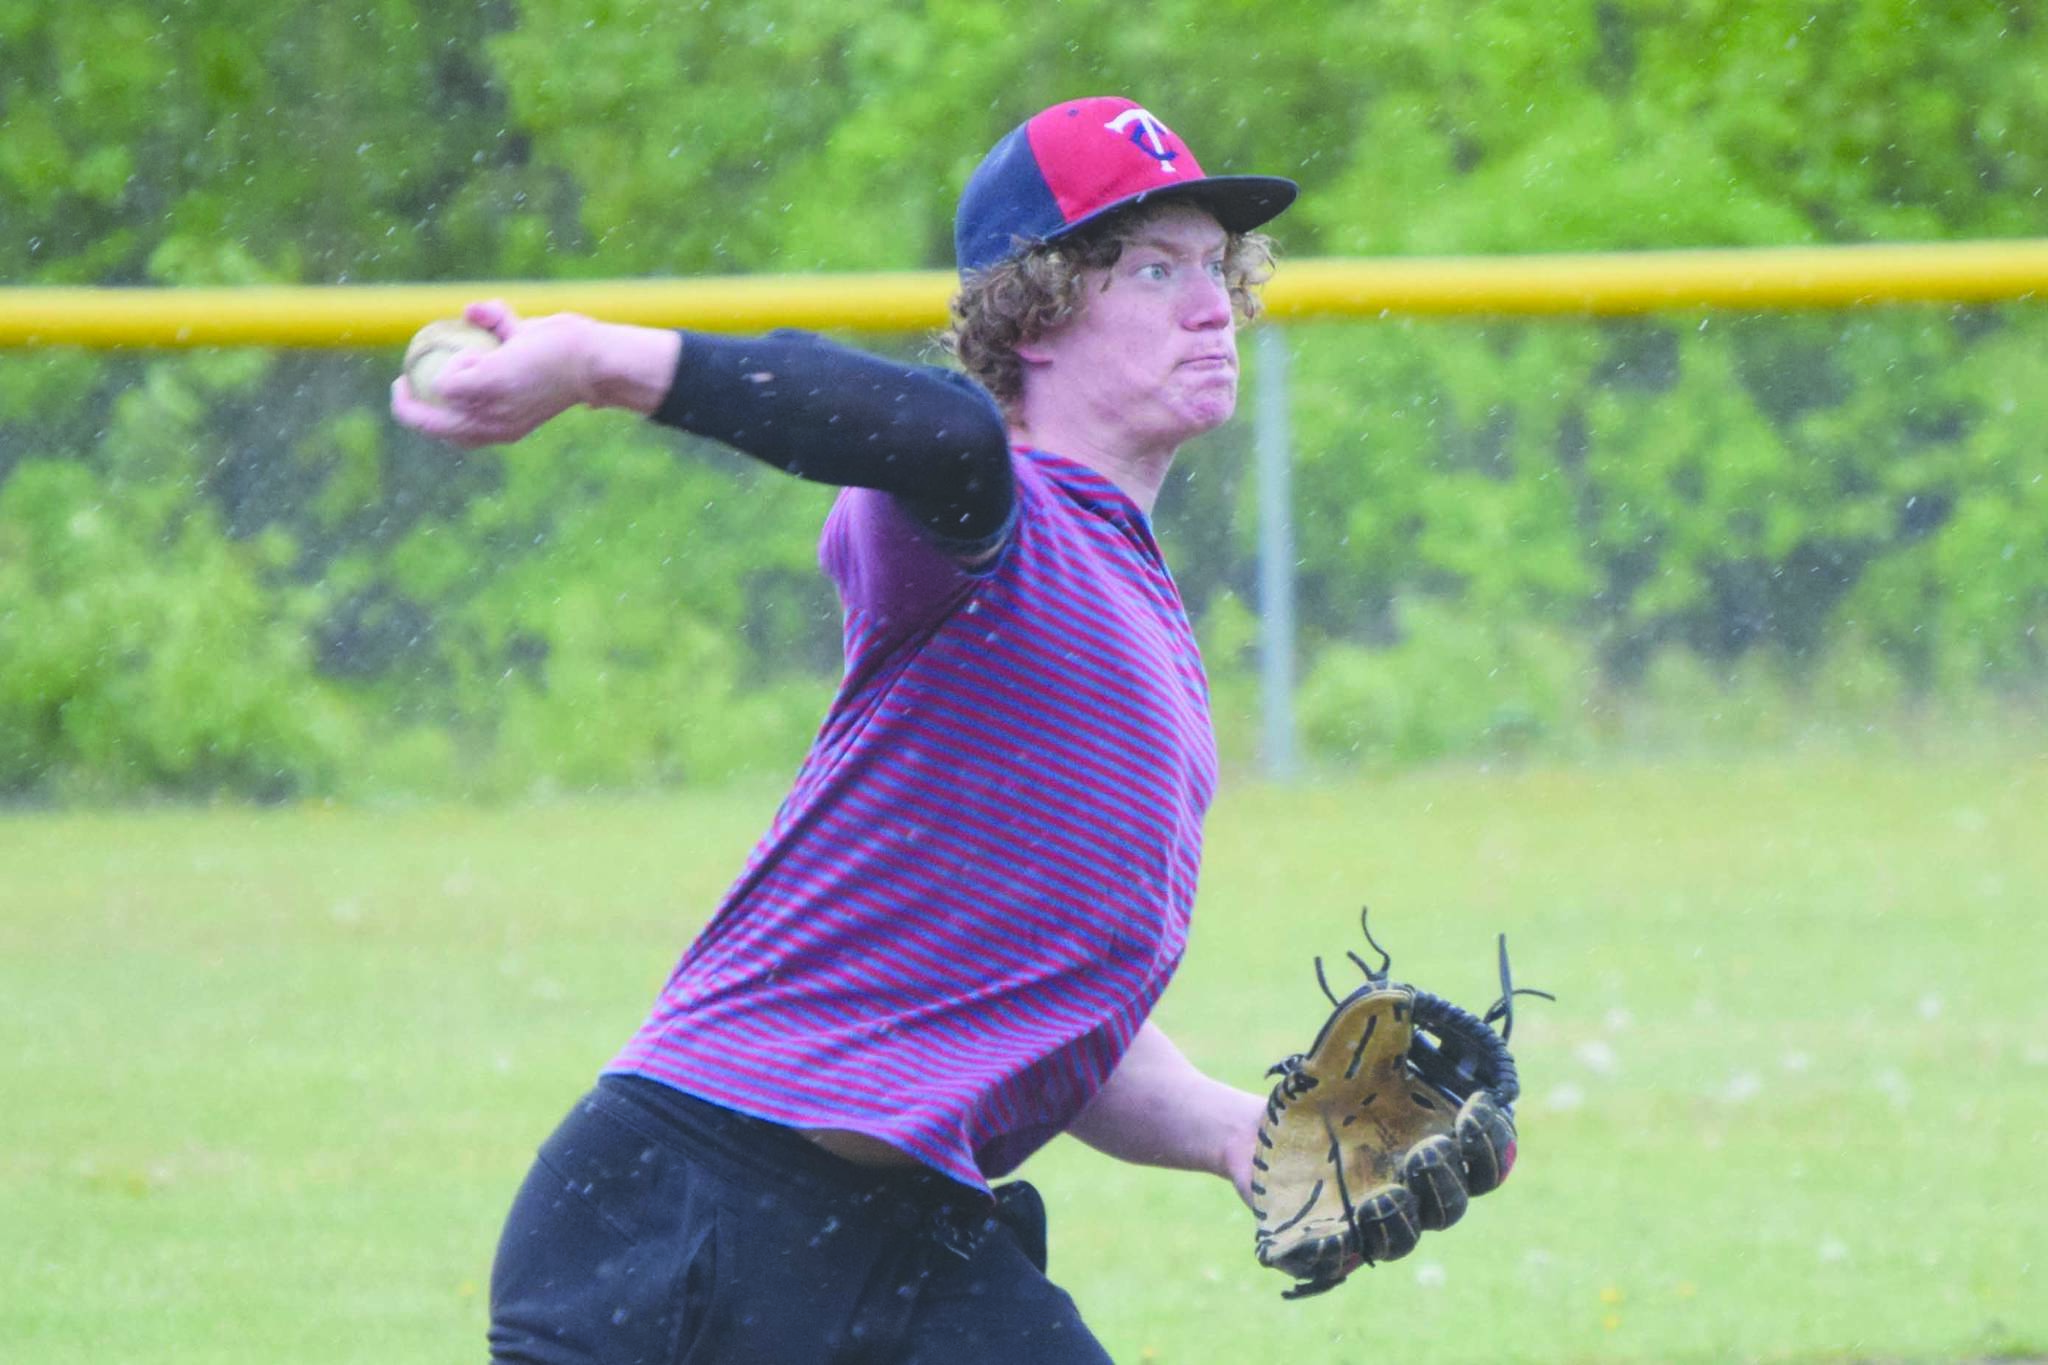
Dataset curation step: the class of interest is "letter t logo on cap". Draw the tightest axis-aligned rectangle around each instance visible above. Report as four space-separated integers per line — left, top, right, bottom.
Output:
1104 107 1183 173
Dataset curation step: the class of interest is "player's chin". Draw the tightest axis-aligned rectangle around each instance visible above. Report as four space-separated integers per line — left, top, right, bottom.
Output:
1175 384 1239 435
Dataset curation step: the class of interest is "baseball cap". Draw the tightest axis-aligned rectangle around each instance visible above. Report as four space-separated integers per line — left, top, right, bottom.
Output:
954 96 1298 275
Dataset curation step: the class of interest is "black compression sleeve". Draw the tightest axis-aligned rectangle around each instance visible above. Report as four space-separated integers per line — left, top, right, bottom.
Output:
648 329 1014 546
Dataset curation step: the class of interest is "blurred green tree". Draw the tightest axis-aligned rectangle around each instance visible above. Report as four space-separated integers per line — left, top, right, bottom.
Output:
1 0 2042 794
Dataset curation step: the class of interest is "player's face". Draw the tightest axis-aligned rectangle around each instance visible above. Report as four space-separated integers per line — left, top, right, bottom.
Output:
1024 204 1238 457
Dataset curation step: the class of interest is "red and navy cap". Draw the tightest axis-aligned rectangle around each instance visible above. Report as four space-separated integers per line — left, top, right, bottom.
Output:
954 96 1298 275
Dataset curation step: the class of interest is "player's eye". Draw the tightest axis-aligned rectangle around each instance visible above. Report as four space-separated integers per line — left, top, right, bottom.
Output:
1136 261 1171 281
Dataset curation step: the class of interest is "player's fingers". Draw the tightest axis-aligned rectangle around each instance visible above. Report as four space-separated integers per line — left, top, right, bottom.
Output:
430 346 498 404
391 379 494 447
390 377 452 433
465 298 520 341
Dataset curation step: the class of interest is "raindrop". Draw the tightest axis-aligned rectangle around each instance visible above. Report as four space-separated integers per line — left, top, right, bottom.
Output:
1573 1040 1618 1076
1717 1072 1762 1104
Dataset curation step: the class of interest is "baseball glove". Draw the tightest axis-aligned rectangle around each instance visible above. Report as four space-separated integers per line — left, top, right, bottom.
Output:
1250 910 1548 1299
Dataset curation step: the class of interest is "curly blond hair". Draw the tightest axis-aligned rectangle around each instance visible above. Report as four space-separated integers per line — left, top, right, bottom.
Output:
943 204 1276 414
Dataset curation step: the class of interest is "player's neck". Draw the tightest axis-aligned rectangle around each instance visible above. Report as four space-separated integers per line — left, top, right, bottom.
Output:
1007 418 1175 516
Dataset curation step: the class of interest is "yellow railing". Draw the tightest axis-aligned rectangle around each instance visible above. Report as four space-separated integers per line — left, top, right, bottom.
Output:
4 239 2046 348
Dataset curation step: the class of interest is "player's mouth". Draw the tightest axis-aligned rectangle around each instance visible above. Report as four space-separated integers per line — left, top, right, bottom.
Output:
1178 353 1236 371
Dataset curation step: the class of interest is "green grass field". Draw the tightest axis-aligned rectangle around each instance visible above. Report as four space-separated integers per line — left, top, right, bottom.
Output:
4 747 2044 1363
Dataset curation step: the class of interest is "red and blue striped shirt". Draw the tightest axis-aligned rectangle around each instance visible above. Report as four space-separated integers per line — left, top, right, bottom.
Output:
609 446 1217 1189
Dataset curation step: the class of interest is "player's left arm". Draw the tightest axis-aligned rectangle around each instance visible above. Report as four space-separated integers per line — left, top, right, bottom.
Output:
1066 1022 1264 1209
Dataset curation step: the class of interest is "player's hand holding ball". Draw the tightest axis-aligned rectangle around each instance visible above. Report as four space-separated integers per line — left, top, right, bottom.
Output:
391 300 599 448
403 318 501 406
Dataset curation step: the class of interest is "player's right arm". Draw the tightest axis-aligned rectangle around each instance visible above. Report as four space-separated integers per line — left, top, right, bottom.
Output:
390 300 1013 550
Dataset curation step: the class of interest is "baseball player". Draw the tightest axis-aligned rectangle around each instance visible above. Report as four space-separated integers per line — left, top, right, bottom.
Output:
393 95 1296 1363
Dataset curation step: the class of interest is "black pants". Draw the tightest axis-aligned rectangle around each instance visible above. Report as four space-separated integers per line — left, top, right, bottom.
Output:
489 1075 1113 1364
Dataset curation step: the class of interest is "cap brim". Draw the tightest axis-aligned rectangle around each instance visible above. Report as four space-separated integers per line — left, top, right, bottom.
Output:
1049 174 1299 245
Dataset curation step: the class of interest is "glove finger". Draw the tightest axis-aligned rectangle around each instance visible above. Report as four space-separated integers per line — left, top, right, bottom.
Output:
1258 1222 1357 1290
1456 1092 1517 1195
1351 1183 1422 1264
1401 1134 1470 1231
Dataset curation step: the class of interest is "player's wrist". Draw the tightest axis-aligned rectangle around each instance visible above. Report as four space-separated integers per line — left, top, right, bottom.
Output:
1206 1089 1260 1209
580 321 683 415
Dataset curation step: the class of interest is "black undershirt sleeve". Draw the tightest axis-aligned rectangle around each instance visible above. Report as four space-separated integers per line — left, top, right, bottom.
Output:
648 329 1015 548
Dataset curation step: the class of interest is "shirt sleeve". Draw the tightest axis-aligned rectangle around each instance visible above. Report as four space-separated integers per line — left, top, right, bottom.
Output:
820 475 1027 643
650 329 1014 549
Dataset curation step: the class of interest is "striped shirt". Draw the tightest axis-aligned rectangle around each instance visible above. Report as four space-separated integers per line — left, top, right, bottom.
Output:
609 446 1218 1189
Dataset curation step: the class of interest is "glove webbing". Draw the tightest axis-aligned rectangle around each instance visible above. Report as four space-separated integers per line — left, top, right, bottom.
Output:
1314 909 1554 1100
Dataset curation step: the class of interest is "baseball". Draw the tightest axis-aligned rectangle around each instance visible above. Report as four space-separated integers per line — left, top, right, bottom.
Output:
403 319 501 406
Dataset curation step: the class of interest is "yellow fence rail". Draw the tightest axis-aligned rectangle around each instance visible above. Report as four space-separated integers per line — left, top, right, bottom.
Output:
4 239 2047 349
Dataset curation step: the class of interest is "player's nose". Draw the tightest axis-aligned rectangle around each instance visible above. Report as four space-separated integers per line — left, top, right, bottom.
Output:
1182 272 1233 330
